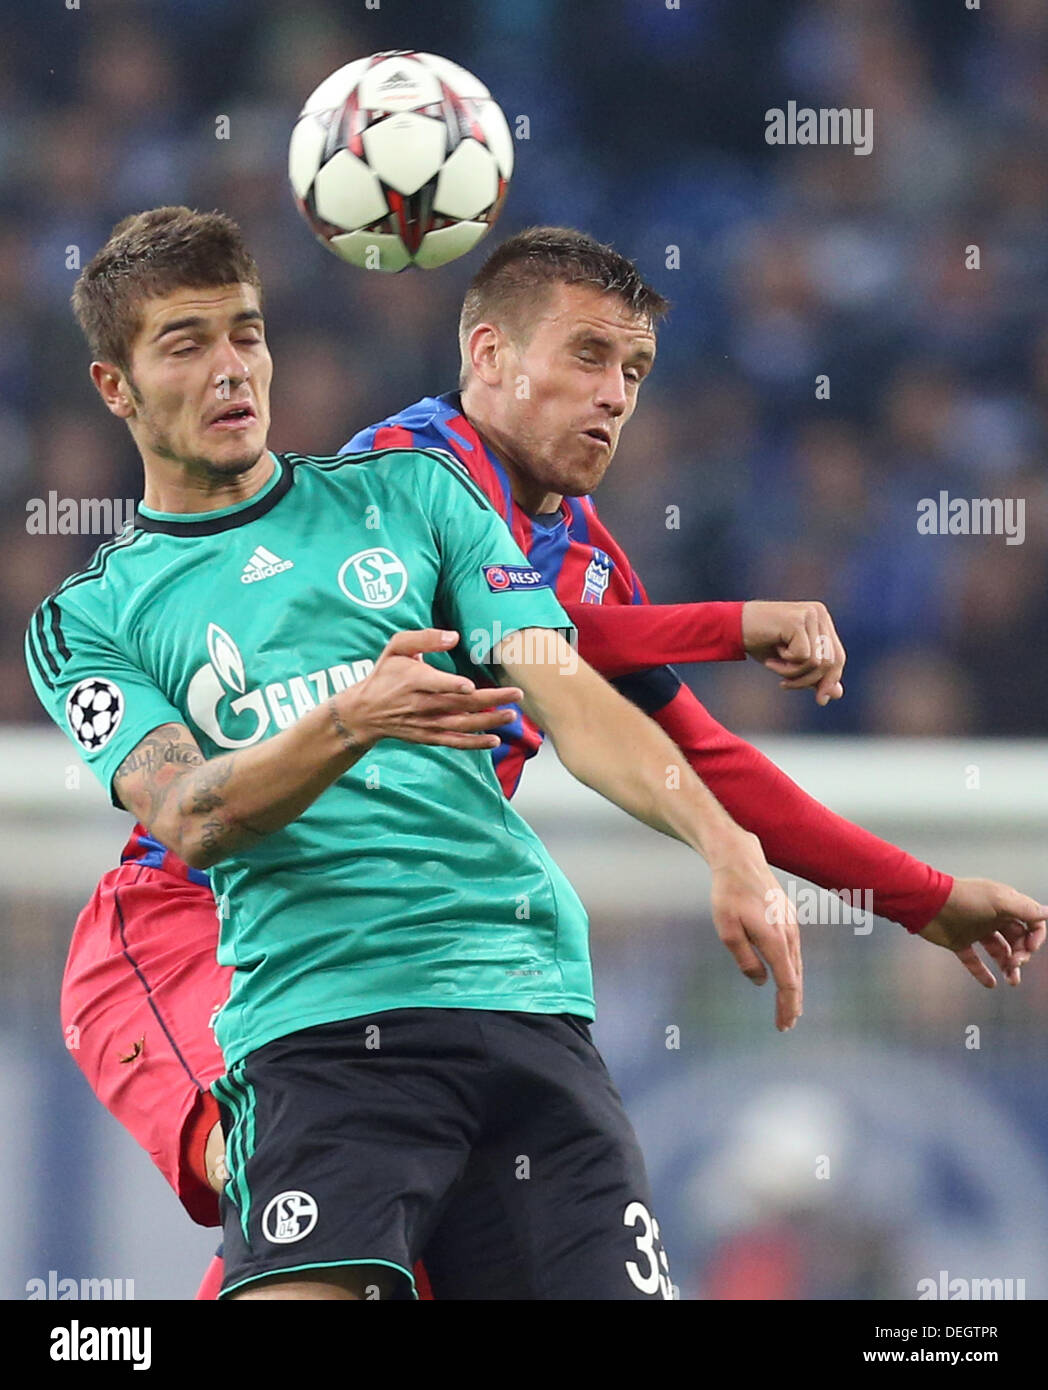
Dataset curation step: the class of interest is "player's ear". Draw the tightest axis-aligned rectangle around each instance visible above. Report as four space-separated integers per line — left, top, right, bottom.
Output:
467 322 504 386
90 361 135 419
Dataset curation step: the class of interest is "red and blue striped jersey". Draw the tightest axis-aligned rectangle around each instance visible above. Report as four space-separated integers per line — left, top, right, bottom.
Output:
121 824 212 886
115 394 951 933
343 392 678 796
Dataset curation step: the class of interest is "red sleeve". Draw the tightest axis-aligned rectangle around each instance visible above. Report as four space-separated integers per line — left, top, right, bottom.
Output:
569 498 745 675
563 600 745 677
652 684 953 932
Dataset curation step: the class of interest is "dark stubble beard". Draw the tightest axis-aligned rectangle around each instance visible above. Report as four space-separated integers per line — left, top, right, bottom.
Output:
128 376 264 481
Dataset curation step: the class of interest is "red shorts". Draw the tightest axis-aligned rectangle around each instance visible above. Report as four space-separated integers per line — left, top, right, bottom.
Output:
61 860 230 1226
63 835 437 1297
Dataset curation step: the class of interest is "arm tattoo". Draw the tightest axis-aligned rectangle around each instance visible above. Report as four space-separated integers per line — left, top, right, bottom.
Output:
195 810 266 863
184 756 235 816
329 698 366 753
114 724 205 824
114 725 264 861
181 757 265 861
114 724 204 780
199 817 230 857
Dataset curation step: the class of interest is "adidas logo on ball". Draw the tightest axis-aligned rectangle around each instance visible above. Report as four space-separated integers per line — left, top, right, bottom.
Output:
241 546 294 583
378 70 414 89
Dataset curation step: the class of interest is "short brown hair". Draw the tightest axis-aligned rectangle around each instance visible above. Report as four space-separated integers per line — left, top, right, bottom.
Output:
71 206 263 372
459 226 669 382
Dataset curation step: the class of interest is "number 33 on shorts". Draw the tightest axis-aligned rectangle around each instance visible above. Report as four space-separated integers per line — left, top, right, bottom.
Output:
624 1201 677 1299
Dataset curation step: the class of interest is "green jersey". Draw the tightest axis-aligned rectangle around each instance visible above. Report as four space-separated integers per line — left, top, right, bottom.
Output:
26 448 592 1067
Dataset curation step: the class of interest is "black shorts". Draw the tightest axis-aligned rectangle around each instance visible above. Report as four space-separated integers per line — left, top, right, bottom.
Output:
213 1008 674 1300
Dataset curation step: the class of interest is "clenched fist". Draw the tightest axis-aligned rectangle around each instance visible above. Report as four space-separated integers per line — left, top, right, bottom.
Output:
742 600 846 706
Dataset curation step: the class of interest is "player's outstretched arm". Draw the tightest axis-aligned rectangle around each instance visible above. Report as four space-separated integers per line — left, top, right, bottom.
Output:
114 629 522 871
651 685 1046 984
497 629 802 1031
564 599 846 705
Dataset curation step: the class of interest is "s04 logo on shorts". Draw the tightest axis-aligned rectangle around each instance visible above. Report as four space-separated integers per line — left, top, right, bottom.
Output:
262 1190 318 1243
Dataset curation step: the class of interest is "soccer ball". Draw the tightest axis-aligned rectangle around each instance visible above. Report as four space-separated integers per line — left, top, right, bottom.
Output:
288 50 514 272
66 677 124 751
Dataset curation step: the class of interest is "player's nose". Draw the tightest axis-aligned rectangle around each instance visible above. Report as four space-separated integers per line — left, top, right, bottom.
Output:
212 338 253 389
593 368 629 413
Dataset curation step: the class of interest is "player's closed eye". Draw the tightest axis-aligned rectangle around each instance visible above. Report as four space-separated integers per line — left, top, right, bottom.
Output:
175 331 261 353
575 351 642 385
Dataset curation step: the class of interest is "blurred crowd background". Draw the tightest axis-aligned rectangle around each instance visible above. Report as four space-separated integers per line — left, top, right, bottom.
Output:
2 0 1047 1303
2 0 1047 734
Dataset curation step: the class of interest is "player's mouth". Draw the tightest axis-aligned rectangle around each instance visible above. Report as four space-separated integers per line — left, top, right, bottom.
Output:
581 426 612 449
207 403 257 431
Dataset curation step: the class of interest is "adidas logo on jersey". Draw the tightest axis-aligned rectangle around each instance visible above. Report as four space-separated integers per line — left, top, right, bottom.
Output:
241 545 293 584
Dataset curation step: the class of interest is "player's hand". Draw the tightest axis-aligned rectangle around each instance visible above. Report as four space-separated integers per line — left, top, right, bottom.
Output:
741 600 846 706
919 878 1048 988
337 628 523 752
708 831 803 1031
